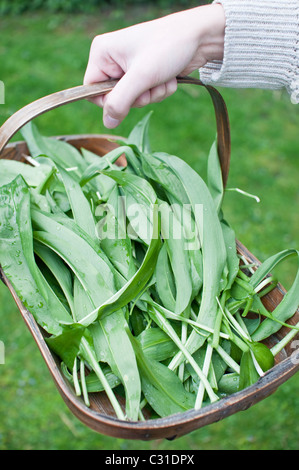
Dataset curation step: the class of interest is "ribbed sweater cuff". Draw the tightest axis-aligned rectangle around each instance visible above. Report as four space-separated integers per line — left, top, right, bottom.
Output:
200 0 299 103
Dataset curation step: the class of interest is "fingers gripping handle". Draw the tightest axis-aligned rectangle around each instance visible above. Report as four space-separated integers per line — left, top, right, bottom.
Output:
0 76 230 186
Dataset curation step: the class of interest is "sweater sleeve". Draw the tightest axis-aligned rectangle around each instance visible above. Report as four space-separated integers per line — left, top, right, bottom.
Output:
199 0 299 103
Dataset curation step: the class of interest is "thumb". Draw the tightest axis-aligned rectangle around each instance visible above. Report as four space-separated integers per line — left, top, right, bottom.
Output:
103 69 152 129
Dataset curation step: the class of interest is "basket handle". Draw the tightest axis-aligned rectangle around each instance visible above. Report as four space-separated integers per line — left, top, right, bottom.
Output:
0 76 230 185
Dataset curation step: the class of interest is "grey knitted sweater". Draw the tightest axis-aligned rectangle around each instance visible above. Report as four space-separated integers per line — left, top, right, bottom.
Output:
200 0 299 103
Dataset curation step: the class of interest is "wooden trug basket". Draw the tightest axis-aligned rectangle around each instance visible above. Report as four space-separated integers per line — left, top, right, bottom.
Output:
0 78 298 441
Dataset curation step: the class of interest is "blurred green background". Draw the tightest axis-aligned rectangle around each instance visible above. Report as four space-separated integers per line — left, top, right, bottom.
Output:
0 1 299 451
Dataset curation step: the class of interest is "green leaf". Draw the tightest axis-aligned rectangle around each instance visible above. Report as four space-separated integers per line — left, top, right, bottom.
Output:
127 327 195 418
55 162 97 242
238 350 260 391
218 373 240 395
0 176 71 335
0 159 53 188
153 152 227 328
79 203 161 325
147 305 219 404
155 243 176 312
34 240 74 315
31 209 116 307
89 310 141 421
137 327 178 361
98 185 136 280
82 366 121 393
100 168 157 245
155 152 227 372
80 146 130 187
207 140 224 213
21 121 86 175
158 200 193 314
250 342 274 372
46 324 86 370
0 176 46 296
127 111 153 154
140 151 189 206
221 219 239 291
251 250 299 341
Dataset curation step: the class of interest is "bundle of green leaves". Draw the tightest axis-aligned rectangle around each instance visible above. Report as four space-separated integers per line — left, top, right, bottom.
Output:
0 114 298 421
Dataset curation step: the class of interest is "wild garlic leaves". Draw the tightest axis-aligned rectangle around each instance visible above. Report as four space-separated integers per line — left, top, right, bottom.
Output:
0 114 298 421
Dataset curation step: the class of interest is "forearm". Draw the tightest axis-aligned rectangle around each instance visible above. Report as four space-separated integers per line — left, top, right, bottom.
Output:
179 4 225 68
200 0 299 103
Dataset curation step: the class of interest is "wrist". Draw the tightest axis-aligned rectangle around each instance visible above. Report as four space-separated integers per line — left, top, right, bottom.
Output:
195 4 225 64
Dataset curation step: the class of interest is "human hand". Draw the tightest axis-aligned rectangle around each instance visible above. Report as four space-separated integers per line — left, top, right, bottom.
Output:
84 4 225 128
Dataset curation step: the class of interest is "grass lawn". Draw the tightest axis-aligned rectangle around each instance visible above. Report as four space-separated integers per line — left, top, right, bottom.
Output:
0 5 299 450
